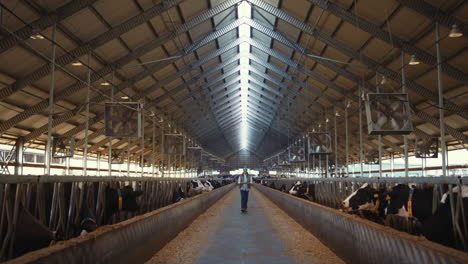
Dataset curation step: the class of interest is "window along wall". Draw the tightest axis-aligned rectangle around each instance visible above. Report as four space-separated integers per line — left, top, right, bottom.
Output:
0 144 197 177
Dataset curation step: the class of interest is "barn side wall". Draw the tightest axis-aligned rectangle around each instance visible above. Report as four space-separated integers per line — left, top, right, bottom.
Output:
8 184 235 264
255 184 468 264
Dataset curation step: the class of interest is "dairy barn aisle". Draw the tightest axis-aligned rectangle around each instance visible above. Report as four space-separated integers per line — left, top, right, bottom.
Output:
0 0 467 262
146 187 344 264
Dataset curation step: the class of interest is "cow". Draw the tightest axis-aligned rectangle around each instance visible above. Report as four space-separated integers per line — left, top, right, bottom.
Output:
209 180 220 189
289 181 310 200
187 180 205 196
102 185 143 224
201 180 214 192
268 182 276 189
11 183 143 257
342 183 379 212
172 184 186 203
289 181 302 195
12 204 58 257
341 183 388 224
384 184 433 222
422 185 468 248
279 184 287 192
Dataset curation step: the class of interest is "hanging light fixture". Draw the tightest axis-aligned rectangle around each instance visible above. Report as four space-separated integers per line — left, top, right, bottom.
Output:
100 81 110 86
408 55 420 65
121 96 129 100
71 61 83 66
449 24 463 38
380 76 387 85
30 28 44 40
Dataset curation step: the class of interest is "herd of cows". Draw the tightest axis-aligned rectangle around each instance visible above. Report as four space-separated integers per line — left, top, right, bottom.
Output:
172 179 233 203
11 178 233 258
8 176 467 258
260 180 468 250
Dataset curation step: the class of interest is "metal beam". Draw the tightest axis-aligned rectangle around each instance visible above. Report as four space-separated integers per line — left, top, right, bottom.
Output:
249 0 467 119
0 0 241 136
254 0 467 84
0 0 98 54
395 0 467 38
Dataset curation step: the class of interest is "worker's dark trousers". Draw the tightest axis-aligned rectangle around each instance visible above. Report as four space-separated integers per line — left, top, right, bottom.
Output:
240 190 249 209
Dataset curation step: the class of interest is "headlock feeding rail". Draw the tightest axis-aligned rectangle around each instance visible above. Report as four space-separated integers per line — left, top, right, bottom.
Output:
0 175 230 261
260 177 468 250
255 184 468 264
5 182 235 264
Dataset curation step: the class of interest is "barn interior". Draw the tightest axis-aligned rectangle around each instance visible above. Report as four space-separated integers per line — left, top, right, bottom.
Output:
0 0 467 263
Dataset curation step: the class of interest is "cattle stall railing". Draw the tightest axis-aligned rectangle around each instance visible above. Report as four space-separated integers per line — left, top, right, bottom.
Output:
0 175 227 261
255 184 468 264
258 176 467 252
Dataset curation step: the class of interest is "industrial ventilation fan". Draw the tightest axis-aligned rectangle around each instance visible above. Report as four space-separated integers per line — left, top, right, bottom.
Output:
307 132 332 155
364 151 379 165
200 152 209 166
186 148 202 163
52 136 75 158
271 157 279 169
278 151 291 166
365 93 413 135
415 137 439 158
289 138 306 162
105 103 142 137
163 134 185 155
110 149 126 164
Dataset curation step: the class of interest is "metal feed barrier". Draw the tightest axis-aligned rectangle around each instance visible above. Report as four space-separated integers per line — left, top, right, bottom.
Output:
0 175 227 261
260 176 468 252
255 184 468 264
5 183 235 264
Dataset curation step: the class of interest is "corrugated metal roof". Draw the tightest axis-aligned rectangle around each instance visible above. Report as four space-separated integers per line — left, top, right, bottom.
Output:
0 0 466 162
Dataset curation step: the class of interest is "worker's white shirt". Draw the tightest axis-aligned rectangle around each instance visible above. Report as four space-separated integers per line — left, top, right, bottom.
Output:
238 173 253 191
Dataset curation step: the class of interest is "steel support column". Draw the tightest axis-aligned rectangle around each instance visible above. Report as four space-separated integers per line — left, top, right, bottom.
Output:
45 24 57 176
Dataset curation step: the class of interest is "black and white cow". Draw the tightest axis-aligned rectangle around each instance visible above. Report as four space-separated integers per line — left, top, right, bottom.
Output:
201 180 214 192
422 185 468 248
279 184 287 193
187 180 205 196
289 181 310 200
172 184 186 203
341 183 388 224
342 183 380 212
384 184 433 222
268 182 276 189
12 183 143 257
